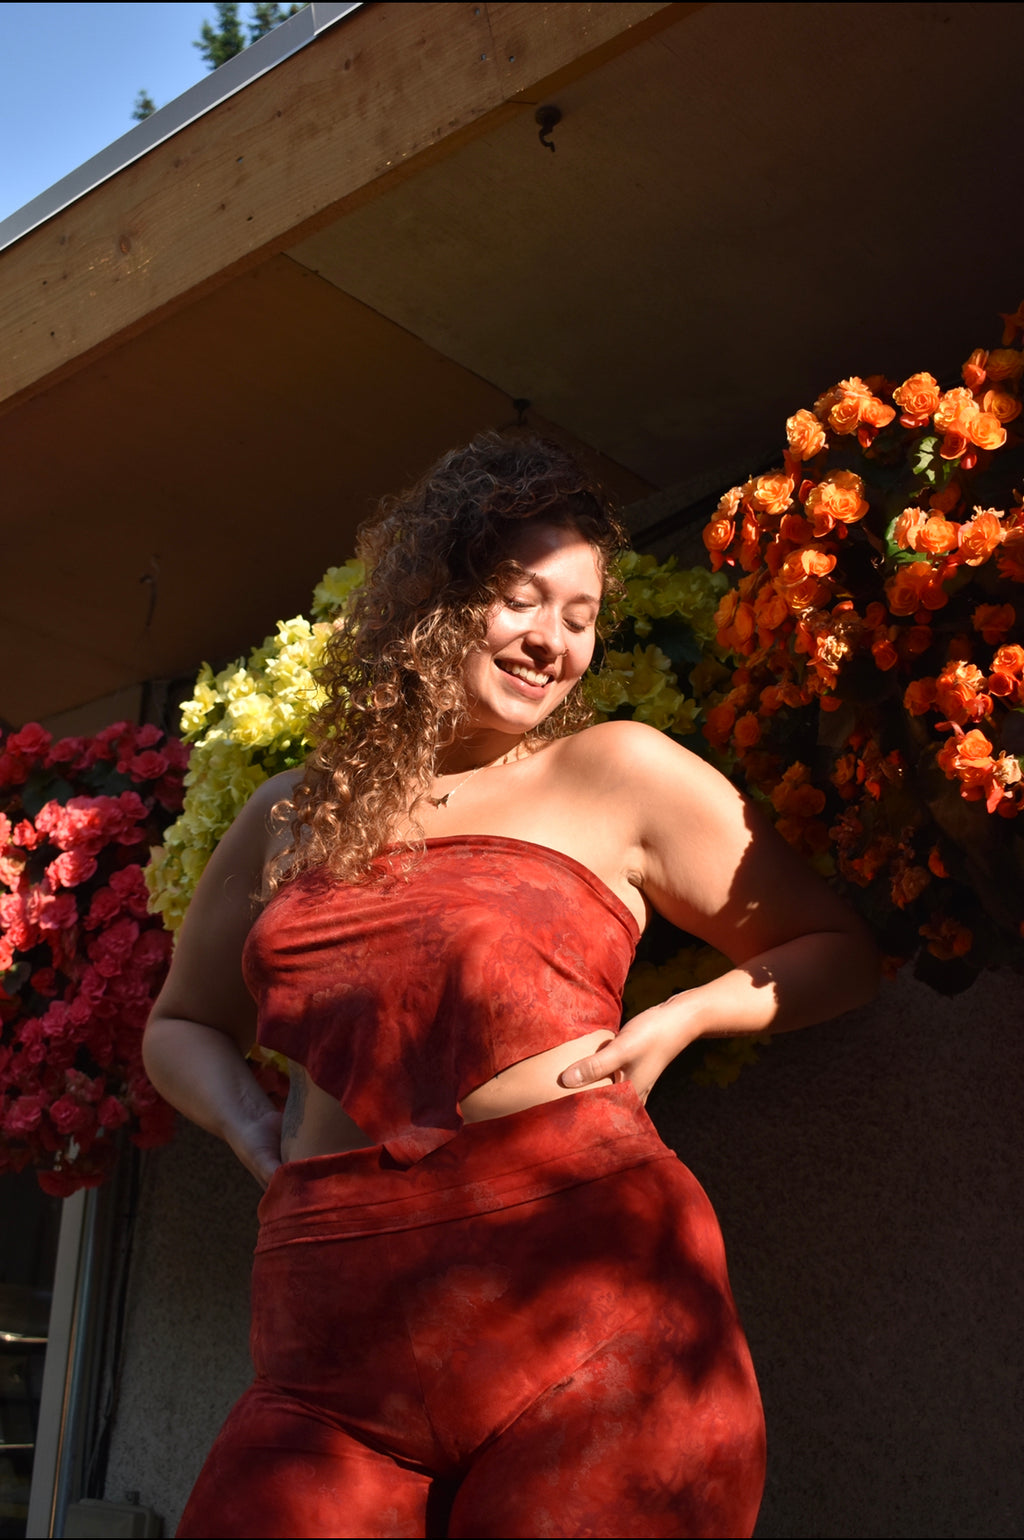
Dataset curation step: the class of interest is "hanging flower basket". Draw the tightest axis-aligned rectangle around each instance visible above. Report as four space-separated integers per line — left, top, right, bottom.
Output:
700 304 1024 992
0 722 188 1193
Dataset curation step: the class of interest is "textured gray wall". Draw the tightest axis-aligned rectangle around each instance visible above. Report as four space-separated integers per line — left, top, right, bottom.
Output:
103 969 1024 1537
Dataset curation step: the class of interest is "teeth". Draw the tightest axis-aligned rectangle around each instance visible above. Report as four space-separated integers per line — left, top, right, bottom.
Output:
500 661 551 687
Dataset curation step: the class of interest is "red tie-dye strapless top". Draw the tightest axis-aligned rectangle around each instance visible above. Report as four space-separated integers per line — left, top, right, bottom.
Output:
242 834 640 1146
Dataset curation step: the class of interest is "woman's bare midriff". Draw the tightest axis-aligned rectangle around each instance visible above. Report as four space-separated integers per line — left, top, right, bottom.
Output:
279 1031 617 1163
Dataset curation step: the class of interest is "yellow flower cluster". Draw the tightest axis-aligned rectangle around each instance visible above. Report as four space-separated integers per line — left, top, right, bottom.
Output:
145 562 364 930
589 554 727 736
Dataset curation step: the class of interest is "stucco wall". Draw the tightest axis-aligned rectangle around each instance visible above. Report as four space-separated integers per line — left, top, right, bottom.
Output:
103 967 1023 1538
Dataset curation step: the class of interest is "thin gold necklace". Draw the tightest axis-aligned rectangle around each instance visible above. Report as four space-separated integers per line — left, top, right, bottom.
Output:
425 749 519 809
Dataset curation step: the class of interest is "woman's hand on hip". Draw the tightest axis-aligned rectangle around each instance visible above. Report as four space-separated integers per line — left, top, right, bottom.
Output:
557 1005 695 1104
227 1101 284 1189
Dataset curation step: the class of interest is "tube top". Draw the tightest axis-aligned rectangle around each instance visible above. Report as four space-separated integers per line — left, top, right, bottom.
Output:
243 835 640 1147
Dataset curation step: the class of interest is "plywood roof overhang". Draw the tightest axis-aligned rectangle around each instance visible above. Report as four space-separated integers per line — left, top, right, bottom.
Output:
4 1 1024 727
1 1 675 725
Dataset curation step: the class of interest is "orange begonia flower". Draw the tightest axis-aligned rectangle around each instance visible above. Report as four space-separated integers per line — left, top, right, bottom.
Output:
966 411 1007 452
785 408 827 462
900 625 933 659
971 603 1015 645
702 513 735 571
892 507 929 551
958 508 1004 566
980 388 1022 424
891 865 930 909
961 349 988 392
733 712 762 749
919 917 972 960
775 548 836 612
934 386 979 437
749 471 795 517
884 562 948 617
871 636 898 671
703 703 736 749
916 515 959 555
814 377 894 437
996 528 1024 583
934 662 991 725
805 470 869 537
999 303 1024 345
938 431 969 462
778 511 815 546
903 678 936 715
928 482 962 515
927 846 949 878
984 348 1024 382
991 643 1024 676
893 372 941 425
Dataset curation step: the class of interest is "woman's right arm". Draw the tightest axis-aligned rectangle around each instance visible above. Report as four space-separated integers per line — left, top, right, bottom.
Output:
143 774 296 1188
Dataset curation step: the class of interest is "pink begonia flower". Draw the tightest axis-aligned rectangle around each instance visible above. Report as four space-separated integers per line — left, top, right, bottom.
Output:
47 849 99 889
13 821 40 848
136 724 163 748
128 749 169 781
2 1092 50 1135
5 723 51 758
88 917 140 978
132 928 171 969
14 1019 49 1066
64 1068 104 1102
0 891 39 949
49 1095 97 1138
0 851 26 888
76 966 109 1006
29 889 78 932
84 886 121 930
46 736 87 768
0 753 29 788
40 999 72 1035
30 967 59 997
98 1095 130 1130
109 865 151 914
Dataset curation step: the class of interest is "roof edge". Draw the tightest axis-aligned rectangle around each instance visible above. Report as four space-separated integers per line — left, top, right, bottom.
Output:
0 1 363 255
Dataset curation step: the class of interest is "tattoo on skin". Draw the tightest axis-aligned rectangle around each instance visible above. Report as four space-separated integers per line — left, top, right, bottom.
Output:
281 1067 307 1143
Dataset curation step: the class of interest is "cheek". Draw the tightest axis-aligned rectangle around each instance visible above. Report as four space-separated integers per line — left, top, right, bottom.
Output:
571 635 597 678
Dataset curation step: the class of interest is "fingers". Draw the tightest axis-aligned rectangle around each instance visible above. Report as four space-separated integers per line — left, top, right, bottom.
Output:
558 1050 622 1089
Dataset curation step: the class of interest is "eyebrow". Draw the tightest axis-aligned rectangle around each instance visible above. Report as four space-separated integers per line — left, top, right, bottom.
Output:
521 571 601 608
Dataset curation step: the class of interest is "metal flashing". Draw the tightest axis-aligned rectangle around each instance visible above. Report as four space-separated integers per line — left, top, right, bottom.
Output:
0 1 363 255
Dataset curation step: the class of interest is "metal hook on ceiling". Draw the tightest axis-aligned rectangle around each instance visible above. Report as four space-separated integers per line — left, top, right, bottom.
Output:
534 105 561 153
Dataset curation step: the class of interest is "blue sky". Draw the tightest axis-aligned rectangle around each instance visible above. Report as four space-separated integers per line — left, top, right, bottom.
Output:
0 2 222 222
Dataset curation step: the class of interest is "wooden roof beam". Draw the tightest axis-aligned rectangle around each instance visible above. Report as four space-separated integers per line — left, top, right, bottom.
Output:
0 1 689 415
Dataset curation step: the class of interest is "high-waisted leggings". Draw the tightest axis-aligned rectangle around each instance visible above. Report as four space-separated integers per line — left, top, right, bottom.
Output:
177 1084 765 1539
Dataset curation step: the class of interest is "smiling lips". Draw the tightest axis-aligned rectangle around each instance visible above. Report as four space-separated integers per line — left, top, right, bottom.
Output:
496 660 554 688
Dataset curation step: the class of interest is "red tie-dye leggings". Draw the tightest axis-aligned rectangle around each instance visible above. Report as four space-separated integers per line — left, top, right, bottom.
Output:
177 1085 765 1539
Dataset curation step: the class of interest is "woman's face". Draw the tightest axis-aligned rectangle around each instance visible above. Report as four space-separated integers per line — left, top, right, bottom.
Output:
461 522 604 738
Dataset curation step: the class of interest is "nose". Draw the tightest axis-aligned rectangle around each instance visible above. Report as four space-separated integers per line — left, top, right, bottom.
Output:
524 607 567 659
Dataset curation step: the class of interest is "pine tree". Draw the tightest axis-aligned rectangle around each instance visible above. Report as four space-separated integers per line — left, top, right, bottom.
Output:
132 2 309 122
194 3 247 70
132 90 157 123
248 3 305 44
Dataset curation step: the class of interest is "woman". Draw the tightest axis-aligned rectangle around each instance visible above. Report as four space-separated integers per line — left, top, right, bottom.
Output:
144 433 878 1539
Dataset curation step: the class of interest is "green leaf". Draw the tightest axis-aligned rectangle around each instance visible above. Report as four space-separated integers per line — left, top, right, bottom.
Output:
20 772 76 820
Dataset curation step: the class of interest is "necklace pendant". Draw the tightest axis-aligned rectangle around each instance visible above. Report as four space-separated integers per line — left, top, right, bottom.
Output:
427 792 451 809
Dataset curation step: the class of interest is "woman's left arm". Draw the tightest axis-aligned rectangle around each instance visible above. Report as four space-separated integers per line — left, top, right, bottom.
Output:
560 722 881 1099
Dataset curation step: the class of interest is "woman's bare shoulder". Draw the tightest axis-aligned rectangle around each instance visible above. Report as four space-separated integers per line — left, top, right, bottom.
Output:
555 719 711 782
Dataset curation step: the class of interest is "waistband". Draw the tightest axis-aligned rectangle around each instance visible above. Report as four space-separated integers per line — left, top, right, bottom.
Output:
256 1082 673 1248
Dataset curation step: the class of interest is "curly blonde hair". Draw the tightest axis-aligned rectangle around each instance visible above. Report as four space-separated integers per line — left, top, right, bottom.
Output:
272 432 627 887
